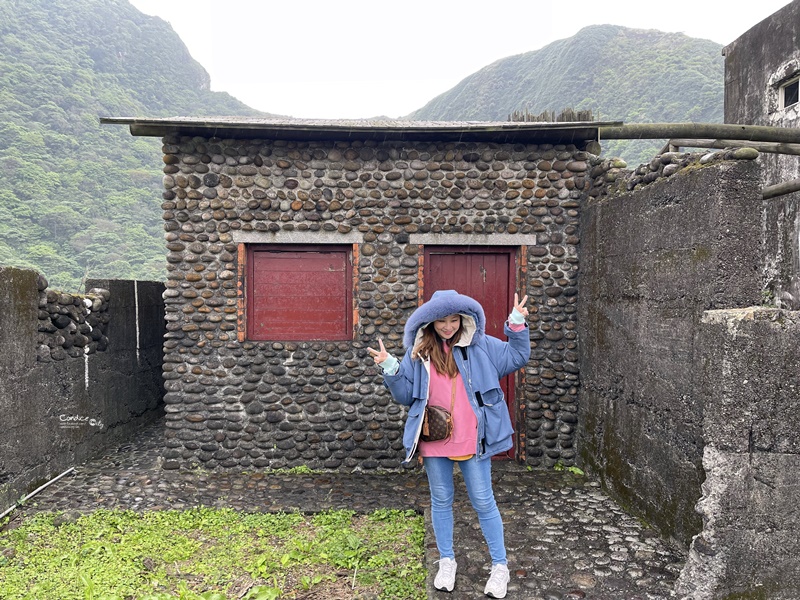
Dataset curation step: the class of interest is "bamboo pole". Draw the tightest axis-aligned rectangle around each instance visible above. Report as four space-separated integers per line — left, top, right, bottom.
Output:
599 123 800 144
667 138 800 156
762 178 800 199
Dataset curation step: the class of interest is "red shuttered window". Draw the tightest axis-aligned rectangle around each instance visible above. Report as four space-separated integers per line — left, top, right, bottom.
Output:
246 245 353 341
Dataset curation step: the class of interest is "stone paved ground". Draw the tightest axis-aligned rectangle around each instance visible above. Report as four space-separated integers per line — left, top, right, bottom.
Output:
9 418 685 599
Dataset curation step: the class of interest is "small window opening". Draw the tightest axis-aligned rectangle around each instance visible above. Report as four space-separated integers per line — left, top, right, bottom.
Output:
782 78 799 109
245 245 353 341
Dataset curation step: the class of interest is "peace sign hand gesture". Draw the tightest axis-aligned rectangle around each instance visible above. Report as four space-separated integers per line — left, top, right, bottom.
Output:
367 339 389 365
367 339 400 375
513 293 529 318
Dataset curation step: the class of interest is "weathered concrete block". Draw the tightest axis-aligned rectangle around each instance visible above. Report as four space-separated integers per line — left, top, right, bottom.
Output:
136 280 168 349
762 193 800 311
0 267 38 375
675 308 800 599
724 0 800 192
700 308 800 454
86 279 137 351
676 447 800 599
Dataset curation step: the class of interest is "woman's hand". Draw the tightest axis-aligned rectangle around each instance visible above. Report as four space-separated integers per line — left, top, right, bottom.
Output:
367 338 389 365
513 293 529 318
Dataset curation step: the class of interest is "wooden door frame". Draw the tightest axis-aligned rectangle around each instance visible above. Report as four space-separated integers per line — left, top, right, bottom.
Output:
420 245 524 461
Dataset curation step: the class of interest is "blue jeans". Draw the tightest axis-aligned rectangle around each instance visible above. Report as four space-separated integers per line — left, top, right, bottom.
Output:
423 455 507 565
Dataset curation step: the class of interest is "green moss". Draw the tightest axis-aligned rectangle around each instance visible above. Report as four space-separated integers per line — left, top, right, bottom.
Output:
580 405 703 547
760 288 775 307
23 477 50 497
721 587 771 600
691 246 712 263
680 161 714 175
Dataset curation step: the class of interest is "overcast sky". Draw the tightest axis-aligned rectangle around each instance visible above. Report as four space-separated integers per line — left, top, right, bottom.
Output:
129 0 794 119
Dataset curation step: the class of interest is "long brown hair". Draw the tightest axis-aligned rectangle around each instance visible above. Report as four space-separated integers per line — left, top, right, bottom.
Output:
411 318 463 378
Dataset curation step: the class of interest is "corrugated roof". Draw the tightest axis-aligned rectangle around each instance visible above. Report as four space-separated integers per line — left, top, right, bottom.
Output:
100 116 620 144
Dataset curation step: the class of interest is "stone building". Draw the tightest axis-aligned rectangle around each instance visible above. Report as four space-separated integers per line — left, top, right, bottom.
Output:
102 117 619 472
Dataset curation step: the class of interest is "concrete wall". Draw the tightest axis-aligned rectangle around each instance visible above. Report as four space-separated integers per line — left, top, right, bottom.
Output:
723 0 800 186
723 0 800 131
578 158 765 546
0 269 165 510
724 0 800 309
675 308 800 599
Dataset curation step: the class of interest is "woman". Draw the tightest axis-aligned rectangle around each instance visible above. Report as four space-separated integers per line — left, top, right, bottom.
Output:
368 289 530 598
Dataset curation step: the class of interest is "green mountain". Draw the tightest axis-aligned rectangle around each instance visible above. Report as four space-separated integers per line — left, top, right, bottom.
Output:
408 25 724 165
0 0 274 290
1 7 725 290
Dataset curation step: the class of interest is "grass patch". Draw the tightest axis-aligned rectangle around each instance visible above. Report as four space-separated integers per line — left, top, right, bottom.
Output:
0 507 425 600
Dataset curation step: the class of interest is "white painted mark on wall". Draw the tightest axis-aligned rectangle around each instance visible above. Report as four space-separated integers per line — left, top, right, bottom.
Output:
796 210 800 277
83 296 93 392
84 346 90 391
134 280 141 366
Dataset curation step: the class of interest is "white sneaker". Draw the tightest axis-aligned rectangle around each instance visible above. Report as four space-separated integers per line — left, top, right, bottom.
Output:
484 563 510 598
434 557 457 592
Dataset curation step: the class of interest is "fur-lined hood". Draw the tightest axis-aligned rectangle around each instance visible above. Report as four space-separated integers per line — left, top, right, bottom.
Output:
403 290 486 349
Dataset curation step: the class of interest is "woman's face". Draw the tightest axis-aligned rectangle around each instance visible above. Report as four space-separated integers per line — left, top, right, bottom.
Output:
433 314 461 340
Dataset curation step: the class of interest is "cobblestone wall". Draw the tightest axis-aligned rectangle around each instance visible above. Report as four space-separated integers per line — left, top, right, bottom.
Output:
35 273 111 362
159 135 598 470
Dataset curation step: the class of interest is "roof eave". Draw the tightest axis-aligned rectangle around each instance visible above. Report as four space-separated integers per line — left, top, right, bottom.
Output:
100 117 622 145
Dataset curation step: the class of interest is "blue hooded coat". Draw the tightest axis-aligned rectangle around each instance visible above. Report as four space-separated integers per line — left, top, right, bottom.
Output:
383 290 531 463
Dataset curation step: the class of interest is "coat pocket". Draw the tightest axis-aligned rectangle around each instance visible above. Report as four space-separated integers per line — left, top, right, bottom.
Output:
403 400 426 448
407 400 425 419
481 397 513 445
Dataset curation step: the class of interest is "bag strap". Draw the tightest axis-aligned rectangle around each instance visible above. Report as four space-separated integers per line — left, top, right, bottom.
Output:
450 378 457 413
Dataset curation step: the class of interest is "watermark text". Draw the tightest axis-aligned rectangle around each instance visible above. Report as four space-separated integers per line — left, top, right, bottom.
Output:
58 414 104 429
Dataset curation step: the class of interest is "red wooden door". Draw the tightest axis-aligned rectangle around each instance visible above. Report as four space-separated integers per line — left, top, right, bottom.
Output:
423 247 518 459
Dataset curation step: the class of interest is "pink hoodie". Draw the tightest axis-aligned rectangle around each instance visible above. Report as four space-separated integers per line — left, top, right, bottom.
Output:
418 322 525 459
418 354 477 458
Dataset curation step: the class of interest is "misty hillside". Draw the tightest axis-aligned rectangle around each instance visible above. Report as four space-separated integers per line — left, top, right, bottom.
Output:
408 25 725 164
0 0 275 290
1 2 726 290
